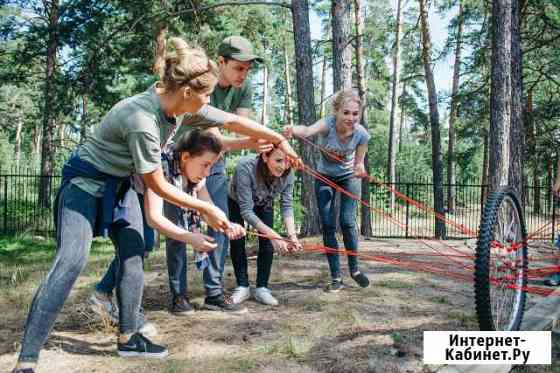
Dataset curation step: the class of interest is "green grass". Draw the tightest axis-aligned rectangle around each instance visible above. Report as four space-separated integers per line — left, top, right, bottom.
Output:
375 279 412 289
0 235 115 288
430 295 451 305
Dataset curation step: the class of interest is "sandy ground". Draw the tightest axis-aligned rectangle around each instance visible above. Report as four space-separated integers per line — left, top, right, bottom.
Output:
0 238 552 373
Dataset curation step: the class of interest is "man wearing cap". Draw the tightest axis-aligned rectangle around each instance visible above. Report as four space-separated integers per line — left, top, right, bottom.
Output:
166 36 269 315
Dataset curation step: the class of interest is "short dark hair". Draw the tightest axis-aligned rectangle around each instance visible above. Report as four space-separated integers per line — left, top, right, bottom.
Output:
175 129 223 157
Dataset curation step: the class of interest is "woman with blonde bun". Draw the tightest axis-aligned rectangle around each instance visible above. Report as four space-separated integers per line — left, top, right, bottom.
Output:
12 37 299 373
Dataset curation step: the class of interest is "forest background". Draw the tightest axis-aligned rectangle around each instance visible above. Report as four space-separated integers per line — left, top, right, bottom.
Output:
0 0 559 238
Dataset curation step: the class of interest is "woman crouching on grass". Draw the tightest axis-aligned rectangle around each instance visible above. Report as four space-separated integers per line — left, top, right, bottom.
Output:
144 129 245 312
228 148 303 306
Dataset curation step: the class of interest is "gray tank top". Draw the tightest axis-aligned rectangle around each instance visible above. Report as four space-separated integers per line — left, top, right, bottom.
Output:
317 115 370 177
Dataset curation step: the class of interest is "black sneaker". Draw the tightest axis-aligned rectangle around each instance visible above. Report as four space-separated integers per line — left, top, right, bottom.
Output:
204 294 246 312
117 332 168 359
351 271 370 288
169 295 195 316
544 273 560 286
12 369 35 373
326 279 344 293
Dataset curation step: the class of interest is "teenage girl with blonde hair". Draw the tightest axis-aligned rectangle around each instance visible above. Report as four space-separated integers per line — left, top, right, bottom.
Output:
284 89 370 293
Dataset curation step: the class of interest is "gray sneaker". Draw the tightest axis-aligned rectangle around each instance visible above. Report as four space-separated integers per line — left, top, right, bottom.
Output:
88 290 119 324
254 287 279 306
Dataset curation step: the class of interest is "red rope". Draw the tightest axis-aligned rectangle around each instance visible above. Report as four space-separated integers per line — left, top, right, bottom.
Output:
295 133 552 241
246 231 552 296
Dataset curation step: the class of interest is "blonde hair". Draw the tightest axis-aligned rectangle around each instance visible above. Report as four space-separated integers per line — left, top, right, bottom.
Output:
155 37 219 93
332 89 362 113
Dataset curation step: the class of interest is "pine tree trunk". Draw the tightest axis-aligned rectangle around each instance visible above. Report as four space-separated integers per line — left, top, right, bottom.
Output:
508 0 524 202
447 3 464 215
388 0 403 212
319 53 327 118
488 0 512 193
261 63 268 125
11 93 23 166
398 83 406 153
481 127 489 203
58 120 65 147
533 174 540 215
15 117 23 167
291 0 320 236
331 0 353 91
33 124 42 157
331 0 353 232
419 0 446 238
354 0 372 237
80 95 88 144
39 0 60 208
283 37 294 127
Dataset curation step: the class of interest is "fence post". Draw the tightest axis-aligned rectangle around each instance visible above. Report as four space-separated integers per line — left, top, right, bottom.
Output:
3 174 7 234
405 183 410 238
553 196 556 242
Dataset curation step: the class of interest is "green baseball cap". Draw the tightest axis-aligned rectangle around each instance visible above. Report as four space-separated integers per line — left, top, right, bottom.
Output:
218 36 263 63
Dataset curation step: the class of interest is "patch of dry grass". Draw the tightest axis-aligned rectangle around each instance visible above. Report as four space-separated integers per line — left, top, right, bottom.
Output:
2 237 540 373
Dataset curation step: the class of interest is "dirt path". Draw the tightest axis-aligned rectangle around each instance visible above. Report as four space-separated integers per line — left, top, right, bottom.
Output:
0 238 548 373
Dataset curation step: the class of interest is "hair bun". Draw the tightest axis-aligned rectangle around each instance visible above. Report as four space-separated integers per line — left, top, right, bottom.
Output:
169 37 190 58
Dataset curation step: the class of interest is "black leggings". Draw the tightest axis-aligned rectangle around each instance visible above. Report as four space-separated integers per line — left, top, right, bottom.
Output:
228 198 274 288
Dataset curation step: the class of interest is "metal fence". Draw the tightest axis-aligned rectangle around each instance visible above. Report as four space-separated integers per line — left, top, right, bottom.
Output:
0 168 557 241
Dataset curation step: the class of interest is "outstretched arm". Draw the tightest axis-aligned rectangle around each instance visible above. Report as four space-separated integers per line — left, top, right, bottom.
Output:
283 118 329 139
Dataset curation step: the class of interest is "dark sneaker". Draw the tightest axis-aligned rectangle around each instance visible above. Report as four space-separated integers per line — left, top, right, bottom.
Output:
326 279 344 293
169 295 195 316
12 369 35 373
204 294 246 312
351 272 370 288
544 273 560 286
117 333 168 359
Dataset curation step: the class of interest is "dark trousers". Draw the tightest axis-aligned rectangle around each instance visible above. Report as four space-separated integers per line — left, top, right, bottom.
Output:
228 198 274 288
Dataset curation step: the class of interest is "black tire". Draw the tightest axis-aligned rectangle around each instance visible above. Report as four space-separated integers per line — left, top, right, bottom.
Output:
475 187 528 331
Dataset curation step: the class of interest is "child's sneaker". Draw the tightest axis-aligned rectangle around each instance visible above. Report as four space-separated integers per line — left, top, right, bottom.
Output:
169 295 195 316
351 271 370 288
326 279 344 293
254 287 279 306
230 286 251 304
204 294 246 312
117 333 168 359
544 273 560 286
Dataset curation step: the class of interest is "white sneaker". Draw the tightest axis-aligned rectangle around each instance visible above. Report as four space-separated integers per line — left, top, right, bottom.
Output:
88 290 119 324
254 287 279 306
230 286 251 304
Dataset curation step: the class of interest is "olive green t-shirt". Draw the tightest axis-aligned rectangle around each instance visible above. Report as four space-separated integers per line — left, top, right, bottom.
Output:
72 85 176 196
212 80 253 113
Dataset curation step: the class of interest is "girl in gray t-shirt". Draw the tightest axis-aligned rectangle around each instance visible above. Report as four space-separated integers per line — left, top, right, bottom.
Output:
283 89 371 293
